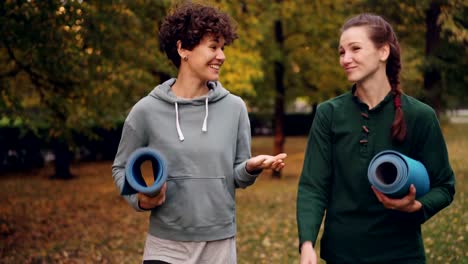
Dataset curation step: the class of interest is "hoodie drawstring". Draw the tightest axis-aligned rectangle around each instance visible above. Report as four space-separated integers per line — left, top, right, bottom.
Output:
202 97 208 132
174 97 209 142
175 102 185 141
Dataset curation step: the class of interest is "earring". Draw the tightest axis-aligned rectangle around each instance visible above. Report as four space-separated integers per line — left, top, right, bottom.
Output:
183 56 188 61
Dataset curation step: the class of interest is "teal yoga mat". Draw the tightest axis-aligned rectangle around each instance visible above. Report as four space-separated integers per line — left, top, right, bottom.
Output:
121 147 167 197
368 150 430 198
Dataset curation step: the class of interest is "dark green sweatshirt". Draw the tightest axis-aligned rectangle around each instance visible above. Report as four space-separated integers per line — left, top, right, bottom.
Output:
296 89 455 264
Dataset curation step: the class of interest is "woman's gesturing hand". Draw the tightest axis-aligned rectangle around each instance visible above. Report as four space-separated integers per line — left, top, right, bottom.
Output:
246 153 287 173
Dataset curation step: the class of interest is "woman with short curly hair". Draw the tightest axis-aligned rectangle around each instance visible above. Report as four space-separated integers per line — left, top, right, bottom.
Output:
112 2 286 264
159 3 238 68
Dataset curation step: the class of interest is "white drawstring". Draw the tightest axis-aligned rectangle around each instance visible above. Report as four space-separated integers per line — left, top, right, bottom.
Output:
202 97 208 132
174 102 184 141
174 97 208 141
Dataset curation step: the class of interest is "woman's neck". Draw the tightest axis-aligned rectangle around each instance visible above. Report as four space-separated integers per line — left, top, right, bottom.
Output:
171 73 210 99
355 72 392 109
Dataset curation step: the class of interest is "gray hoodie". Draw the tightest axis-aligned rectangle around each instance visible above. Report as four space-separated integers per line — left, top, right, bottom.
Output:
112 78 259 241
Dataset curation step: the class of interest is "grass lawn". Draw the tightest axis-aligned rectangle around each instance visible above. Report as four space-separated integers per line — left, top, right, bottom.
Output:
0 123 466 263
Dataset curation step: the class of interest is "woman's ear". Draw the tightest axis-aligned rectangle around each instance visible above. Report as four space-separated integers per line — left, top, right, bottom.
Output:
379 43 390 62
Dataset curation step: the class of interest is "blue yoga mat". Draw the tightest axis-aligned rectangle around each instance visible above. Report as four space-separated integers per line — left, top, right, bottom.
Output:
368 150 430 198
121 147 168 197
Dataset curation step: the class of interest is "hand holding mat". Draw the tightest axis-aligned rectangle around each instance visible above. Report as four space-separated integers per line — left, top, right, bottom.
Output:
368 150 430 198
121 147 168 197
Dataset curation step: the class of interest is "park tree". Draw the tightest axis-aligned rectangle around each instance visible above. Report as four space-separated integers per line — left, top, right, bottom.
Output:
0 0 275 177
362 0 468 115
2 0 464 178
224 0 466 178
424 0 467 113
0 0 171 178
225 0 358 177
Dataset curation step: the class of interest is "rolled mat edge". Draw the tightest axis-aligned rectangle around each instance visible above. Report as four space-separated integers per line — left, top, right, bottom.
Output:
121 147 168 197
367 150 430 198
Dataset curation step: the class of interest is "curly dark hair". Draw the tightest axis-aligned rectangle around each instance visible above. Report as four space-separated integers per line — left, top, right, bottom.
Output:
159 2 238 68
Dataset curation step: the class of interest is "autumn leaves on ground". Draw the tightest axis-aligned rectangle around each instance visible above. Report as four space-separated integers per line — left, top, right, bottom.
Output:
1 124 466 264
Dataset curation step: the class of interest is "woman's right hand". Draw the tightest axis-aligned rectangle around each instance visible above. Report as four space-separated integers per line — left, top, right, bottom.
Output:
371 184 422 213
137 183 167 210
300 241 317 264
245 153 287 173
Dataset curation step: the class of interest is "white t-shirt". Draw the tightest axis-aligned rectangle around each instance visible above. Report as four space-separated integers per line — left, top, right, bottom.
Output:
143 233 236 264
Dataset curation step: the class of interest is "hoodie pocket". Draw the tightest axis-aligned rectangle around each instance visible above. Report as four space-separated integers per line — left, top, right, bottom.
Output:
155 176 235 229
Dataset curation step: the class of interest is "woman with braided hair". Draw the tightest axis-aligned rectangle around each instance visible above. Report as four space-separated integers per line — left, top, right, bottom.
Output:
297 14 455 264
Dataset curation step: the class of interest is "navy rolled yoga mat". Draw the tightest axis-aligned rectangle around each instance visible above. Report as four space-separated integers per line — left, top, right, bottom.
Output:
121 147 168 197
368 150 430 198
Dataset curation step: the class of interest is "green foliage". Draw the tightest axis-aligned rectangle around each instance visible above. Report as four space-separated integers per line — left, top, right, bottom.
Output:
0 0 466 146
0 1 171 142
439 0 468 44
241 0 359 111
361 0 468 109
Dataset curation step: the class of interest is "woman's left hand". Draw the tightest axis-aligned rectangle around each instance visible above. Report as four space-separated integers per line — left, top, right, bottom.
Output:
246 153 287 173
371 184 422 213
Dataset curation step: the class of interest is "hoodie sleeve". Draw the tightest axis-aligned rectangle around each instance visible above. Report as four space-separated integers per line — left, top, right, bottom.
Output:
233 100 259 188
111 111 148 212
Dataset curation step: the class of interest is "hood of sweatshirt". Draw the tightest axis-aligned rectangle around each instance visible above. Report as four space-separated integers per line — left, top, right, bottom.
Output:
149 78 230 141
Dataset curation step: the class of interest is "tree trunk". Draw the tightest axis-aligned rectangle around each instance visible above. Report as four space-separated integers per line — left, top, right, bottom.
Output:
423 1 443 116
51 139 73 179
272 19 285 179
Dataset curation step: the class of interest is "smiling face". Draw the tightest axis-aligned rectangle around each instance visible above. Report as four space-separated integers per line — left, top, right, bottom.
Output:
181 34 226 82
339 26 389 84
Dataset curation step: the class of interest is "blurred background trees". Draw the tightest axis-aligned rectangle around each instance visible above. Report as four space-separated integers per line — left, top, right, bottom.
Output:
1 0 171 178
0 0 466 178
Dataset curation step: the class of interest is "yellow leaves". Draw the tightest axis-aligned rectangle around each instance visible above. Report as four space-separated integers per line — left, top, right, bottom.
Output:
439 2 468 43
261 236 271 247
221 47 263 96
71 24 81 32
0 163 149 262
48 128 62 138
236 174 301 263
0 125 467 263
74 33 83 46
1 90 13 108
291 61 300 73
424 236 435 246
56 6 66 15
